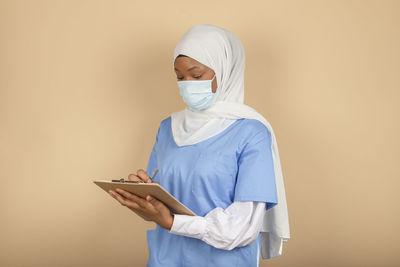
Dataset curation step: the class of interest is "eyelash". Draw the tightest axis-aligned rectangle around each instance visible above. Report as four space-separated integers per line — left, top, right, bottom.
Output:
177 75 202 80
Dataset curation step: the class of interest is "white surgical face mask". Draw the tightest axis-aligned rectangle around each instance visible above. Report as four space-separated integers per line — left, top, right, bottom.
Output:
177 74 217 111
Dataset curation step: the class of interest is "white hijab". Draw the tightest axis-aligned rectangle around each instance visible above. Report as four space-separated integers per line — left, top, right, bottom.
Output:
171 24 290 259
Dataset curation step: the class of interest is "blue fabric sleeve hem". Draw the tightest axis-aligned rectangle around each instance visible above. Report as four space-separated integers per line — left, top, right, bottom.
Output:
234 196 278 210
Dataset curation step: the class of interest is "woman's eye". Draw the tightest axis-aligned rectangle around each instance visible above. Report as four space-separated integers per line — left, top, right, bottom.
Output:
176 75 202 80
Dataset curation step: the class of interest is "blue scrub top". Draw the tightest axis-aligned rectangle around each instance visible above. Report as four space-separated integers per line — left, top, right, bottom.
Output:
145 117 278 267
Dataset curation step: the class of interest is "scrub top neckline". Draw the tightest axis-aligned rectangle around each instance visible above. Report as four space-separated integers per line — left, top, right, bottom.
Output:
169 118 244 148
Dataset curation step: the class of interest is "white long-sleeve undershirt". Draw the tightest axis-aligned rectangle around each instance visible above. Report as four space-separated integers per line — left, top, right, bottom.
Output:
168 201 265 251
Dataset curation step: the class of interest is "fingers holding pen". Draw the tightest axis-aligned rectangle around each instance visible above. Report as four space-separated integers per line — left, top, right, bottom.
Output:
128 173 143 182
137 169 152 183
127 169 151 183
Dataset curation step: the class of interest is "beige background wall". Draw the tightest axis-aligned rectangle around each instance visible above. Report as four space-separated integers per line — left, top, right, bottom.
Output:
0 0 399 266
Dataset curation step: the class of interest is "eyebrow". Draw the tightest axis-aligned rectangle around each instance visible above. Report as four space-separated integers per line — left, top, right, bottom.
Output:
174 66 200 72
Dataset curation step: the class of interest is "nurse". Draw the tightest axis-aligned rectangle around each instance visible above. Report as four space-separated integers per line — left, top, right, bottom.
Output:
108 24 290 267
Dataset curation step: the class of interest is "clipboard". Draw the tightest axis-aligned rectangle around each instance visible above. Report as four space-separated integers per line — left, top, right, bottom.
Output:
93 180 196 216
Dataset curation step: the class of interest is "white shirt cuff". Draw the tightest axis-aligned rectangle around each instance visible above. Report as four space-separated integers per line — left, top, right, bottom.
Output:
169 214 207 240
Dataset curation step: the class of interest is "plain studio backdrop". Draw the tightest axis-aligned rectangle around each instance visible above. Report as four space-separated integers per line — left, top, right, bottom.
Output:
0 1 399 266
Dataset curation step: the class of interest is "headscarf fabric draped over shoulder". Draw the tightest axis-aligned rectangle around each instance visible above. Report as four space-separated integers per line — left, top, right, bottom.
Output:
171 24 290 259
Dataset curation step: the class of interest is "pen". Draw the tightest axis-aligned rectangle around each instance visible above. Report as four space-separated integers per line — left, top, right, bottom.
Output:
150 168 159 182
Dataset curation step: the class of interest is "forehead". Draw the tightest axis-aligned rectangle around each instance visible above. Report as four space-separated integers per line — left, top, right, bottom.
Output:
174 56 206 69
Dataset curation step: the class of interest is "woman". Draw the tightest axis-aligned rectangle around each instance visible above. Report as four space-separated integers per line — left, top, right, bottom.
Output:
108 24 290 267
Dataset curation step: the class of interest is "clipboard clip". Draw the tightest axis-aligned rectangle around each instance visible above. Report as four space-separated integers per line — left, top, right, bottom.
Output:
111 169 158 184
111 178 142 183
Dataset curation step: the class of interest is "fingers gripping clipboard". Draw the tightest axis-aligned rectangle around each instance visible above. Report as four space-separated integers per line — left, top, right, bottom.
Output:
93 180 196 216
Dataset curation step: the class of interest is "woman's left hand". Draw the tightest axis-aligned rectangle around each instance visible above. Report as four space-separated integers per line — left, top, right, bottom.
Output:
109 188 174 230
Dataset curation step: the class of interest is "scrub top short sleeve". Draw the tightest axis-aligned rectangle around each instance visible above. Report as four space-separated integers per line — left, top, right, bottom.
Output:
234 124 278 210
